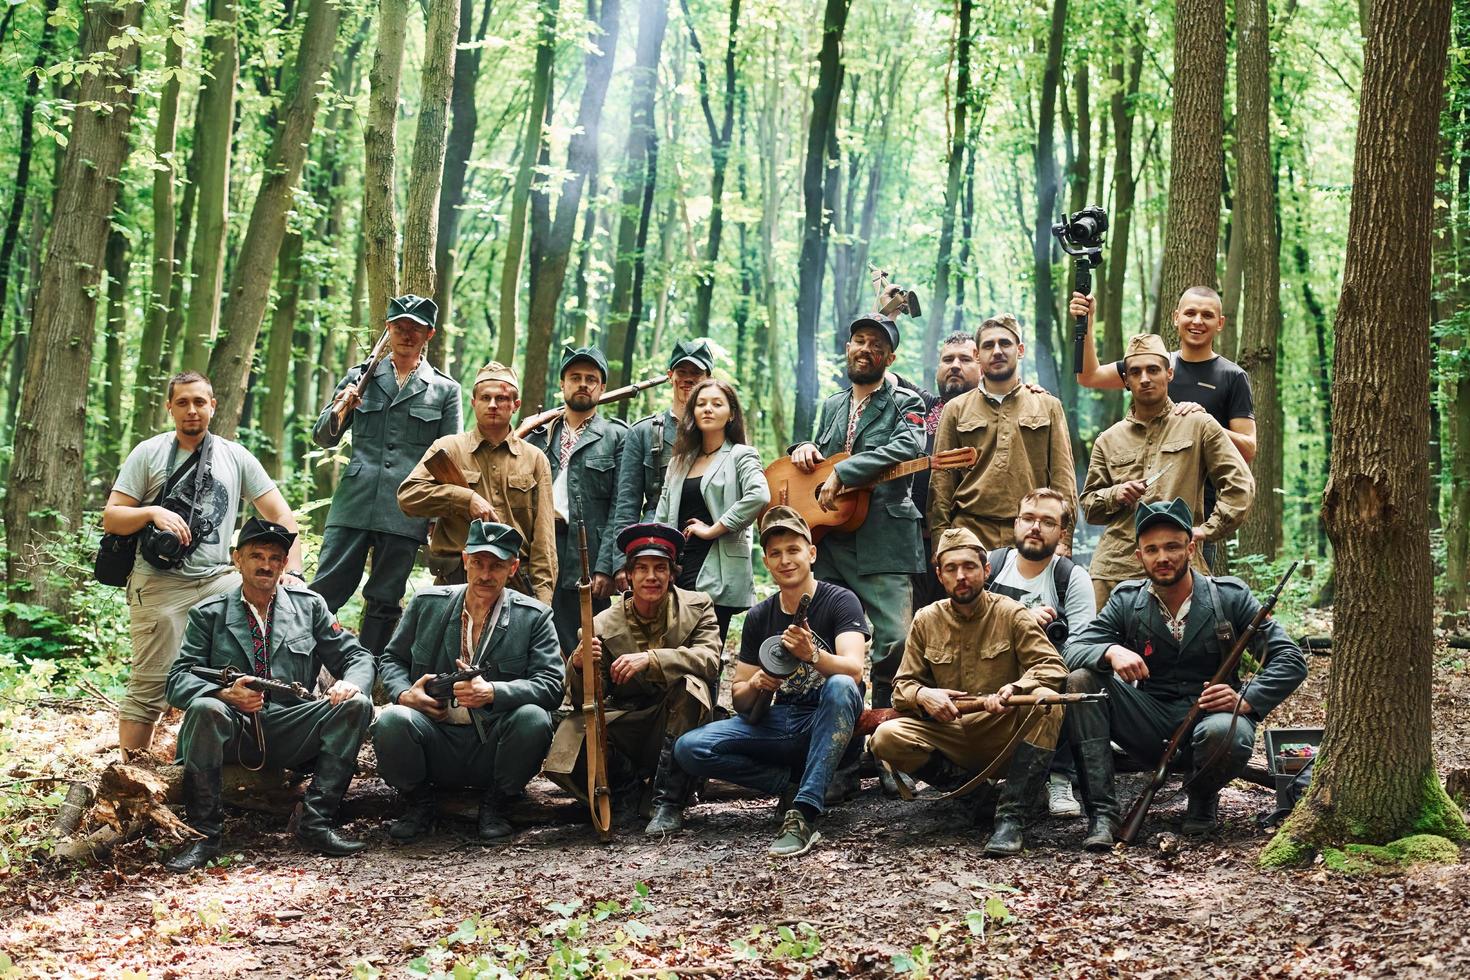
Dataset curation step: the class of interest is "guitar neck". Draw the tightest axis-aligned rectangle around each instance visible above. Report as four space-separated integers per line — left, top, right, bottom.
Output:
868 455 938 486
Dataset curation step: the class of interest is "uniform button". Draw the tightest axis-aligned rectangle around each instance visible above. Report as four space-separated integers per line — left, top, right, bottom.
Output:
387 444 396 451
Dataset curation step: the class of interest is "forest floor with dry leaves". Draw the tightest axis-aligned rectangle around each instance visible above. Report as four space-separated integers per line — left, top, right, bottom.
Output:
3 612 1470 979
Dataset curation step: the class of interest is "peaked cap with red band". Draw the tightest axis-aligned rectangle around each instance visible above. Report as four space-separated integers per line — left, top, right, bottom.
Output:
617 521 684 564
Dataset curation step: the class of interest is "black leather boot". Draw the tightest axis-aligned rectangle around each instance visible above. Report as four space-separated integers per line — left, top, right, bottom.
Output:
1182 789 1220 836
1075 737 1122 851
358 607 403 658
477 790 515 842
985 742 1053 857
389 786 436 841
297 755 368 856
166 768 224 873
644 735 693 835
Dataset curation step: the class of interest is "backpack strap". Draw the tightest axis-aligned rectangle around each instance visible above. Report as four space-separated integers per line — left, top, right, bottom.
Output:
985 547 1011 590
1051 554 1076 626
1204 574 1237 660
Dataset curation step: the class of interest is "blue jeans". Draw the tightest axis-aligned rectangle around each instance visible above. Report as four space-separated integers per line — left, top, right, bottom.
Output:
674 675 863 814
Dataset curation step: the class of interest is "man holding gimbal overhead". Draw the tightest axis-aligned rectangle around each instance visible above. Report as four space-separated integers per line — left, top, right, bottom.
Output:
103 371 305 757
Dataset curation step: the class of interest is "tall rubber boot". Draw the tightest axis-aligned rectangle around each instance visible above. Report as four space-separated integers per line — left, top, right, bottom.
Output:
984 742 1053 857
297 754 368 856
165 768 224 873
1076 737 1121 851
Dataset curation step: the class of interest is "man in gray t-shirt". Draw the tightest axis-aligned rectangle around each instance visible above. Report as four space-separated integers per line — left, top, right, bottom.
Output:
102 371 304 755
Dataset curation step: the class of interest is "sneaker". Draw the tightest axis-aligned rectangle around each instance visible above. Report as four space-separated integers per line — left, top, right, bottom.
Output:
1047 774 1083 818
768 809 822 858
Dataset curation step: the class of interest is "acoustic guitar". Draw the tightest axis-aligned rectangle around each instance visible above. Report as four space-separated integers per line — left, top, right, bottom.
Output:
761 447 978 543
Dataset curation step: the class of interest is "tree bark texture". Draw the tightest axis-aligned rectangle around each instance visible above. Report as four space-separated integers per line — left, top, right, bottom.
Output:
208 0 342 436
793 0 851 441
1234 0 1283 559
179 0 238 373
683 0 741 343
102 225 130 478
1153 0 1225 346
258 232 304 479
1268 0 1467 858
1100 41 1142 426
401 0 460 309
3 1 142 613
1029 0 1066 397
924 0 973 386
363 0 408 335
523 0 622 416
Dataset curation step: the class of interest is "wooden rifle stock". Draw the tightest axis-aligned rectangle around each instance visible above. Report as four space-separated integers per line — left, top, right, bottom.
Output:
330 328 391 434
422 449 470 488
855 691 1108 738
514 374 670 438
1118 562 1299 845
578 521 612 837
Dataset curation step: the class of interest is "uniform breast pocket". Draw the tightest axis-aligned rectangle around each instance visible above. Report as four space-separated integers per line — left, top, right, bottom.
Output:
407 403 445 445
280 632 315 686
354 395 388 437
956 416 989 437
507 472 537 510
922 643 960 689
1018 415 1052 456
584 454 617 497
491 653 528 681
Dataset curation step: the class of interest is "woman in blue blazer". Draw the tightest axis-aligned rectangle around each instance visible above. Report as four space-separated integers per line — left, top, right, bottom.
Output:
655 379 771 643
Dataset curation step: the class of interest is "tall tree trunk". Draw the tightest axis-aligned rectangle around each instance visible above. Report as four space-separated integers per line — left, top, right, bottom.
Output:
757 49 787 444
682 0 740 341
258 233 304 478
523 0 623 416
606 0 670 387
434 0 494 378
1219 191 1243 359
496 0 555 366
1234 0 1283 559
401 0 459 320
925 0 973 385
208 0 342 436
4 1 142 615
1029 0 1067 396
363 0 408 333
1099 43 1140 426
179 0 238 372
1266 0 1467 862
130 0 189 445
951 144 976 337
1153 0 1225 345
162 144 199 388
102 225 131 477
793 0 852 440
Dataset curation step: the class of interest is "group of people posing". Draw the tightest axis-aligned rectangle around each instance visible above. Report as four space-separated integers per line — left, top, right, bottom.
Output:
100 286 1306 871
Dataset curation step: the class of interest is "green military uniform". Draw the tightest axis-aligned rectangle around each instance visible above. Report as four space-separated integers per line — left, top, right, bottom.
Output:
796 377 927 707
524 347 628 654
372 582 564 798
1063 499 1306 844
309 295 462 654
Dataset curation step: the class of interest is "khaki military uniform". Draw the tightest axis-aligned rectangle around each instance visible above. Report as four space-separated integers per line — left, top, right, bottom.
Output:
871 591 1066 775
927 383 1077 551
398 428 557 603
1081 399 1255 608
544 587 722 803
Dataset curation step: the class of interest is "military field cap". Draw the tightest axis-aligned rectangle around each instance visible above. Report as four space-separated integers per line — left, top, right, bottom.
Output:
934 526 984 561
618 521 684 564
977 313 1022 344
560 345 609 381
849 312 900 351
474 361 520 392
387 294 438 329
759 505 813 546
235 516 297 551
464 520 523 560
668 339 715 373
1123 333 1170 366
1135 497 1194 539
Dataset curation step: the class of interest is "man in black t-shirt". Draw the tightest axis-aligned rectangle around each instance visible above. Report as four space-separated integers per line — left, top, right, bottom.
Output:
673 507 867 858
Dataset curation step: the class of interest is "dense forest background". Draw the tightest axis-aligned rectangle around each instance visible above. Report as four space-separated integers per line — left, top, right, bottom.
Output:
0 0 1463 613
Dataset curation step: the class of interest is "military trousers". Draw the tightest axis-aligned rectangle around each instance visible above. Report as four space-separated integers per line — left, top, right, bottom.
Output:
371 703 554 797
1064 668 1257 786
310 526 420 653
813 538 912 709
870 697 1064 775
176 693 372 772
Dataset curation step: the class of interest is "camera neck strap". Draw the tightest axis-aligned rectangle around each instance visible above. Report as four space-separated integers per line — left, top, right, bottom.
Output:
156 441 205 507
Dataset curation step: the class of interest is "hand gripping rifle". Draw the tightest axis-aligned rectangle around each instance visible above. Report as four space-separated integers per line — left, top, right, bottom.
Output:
578 519 613 837
514 374 671 439
190 665 318 771
1118 561 1298 845
328 328 392 436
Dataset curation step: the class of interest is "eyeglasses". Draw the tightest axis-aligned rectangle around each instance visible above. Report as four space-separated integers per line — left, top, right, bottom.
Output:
1016 515 1060 531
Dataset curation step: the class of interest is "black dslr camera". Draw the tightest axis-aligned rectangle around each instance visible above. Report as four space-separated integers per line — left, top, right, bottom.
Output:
140 504 215 570
1051 205 1108 372
1044 618 1069 650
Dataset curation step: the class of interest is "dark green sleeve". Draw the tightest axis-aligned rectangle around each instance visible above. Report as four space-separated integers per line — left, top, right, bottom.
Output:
485 605 566 715
312 366 361 449
833 389 926 486
1235 594 1307 718
310 596 376 693
594 426 627 577
166 604 224 710
1062 587 1130 672
610 422 650 567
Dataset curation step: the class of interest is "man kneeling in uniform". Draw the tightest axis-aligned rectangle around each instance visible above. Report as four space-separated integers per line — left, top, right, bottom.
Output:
1063 499 1306 849
164 518 375 872
870 527 1066 856
543 522 723 834
372 521 563 842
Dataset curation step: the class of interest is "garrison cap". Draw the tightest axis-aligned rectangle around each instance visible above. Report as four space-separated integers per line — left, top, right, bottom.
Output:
758 505 813 546
387 294 438 329
849 311 900 351
560 345 609 381
977 312 1022 343
1135 497 1194 539
617 521 684 564
235 516 297 552
934 526 984 562
1123 333 1170 367
474 361 520 392
464 520 523 560
668 339 715 373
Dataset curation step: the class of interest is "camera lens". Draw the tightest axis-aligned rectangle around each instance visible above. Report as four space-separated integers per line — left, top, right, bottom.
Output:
154 530 182 558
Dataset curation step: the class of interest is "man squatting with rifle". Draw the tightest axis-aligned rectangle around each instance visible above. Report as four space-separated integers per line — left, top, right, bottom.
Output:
163 518 375 871
309 295 462 655
398 360 557 600
543 522 723 835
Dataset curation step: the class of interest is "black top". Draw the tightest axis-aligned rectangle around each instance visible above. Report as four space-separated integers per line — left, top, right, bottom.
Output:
1117 353 1254 430
738 581 869 706
675 476 714 591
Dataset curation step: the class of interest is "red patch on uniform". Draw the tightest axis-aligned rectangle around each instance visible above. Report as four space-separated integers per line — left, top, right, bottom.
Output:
1143 640 1153 658
332 621 343 633
904 412 924 426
